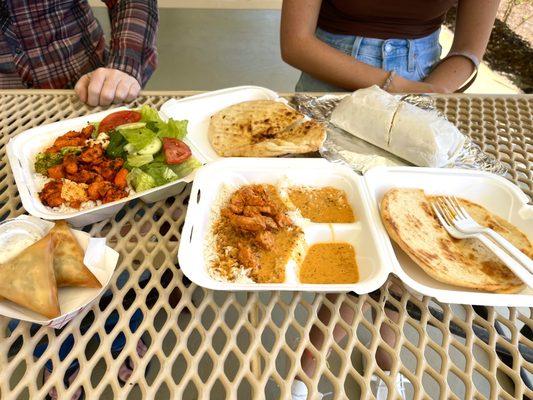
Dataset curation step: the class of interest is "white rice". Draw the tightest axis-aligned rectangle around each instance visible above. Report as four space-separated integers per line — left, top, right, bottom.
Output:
33 173 51 191
203 183 256 284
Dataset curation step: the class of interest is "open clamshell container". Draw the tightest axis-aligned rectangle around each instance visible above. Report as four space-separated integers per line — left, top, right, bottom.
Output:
178 158 389 293
7 86 283 226
179 159 533 306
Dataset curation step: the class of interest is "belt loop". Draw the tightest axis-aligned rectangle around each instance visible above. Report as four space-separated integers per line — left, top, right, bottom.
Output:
407 39 415 72
351 36 363 58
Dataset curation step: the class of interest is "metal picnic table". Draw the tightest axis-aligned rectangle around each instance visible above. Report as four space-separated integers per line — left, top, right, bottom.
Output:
0 90 531 400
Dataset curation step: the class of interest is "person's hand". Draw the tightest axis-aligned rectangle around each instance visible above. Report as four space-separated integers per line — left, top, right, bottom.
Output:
389 75 452 94
75 68 141 107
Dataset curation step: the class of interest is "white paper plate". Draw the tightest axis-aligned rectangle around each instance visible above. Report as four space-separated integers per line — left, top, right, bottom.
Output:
0 216 119 328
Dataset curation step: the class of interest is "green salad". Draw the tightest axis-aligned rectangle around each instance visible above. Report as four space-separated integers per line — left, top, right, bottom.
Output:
104 106 200 192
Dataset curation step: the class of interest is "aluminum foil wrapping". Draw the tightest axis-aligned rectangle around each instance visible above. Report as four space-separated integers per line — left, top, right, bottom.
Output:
291 94 508 175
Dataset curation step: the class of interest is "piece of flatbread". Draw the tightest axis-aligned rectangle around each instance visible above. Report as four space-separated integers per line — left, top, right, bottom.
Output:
49 221 101 288
0 235 61 318
208 100 325 157
223 120 326 157
380 188 530 293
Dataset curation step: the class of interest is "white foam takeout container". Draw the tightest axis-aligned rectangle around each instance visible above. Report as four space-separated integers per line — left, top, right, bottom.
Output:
7 86 283 226
0 216 119 328
178 158 533 306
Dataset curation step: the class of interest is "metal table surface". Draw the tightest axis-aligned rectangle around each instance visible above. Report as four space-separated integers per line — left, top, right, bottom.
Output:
0 90 531 400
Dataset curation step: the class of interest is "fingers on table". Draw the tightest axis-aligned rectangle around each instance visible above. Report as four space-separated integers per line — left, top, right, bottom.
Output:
74 74 90 104
77 68 141 106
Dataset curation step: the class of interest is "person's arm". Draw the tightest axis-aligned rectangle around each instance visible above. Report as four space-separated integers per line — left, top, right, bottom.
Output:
75 0 158 106
424 0 499 92
280 0 442 93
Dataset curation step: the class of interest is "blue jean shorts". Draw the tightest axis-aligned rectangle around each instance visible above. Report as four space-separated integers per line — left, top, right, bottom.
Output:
296 28 442 92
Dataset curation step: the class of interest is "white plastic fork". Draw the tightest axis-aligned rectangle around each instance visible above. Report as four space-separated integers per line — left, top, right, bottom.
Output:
432 199 533 289
441 195 533 274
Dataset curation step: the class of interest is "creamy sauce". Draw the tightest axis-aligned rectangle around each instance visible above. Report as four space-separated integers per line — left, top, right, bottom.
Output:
288 187 355 223
0 229 41 263
299 243 358 284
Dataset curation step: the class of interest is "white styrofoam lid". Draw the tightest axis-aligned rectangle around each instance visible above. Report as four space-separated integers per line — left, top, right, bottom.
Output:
363 166 533 307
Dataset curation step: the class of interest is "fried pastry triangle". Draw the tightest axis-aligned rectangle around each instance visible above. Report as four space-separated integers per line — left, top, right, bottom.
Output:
0 235 60 318
49 221 101 288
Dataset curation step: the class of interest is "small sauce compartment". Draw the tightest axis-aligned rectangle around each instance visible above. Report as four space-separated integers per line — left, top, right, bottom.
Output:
299 242 358 284
299 224 380 286
286 186 355 223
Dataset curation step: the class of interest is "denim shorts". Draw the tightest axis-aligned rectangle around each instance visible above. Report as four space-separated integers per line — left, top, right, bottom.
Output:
296 28 442 92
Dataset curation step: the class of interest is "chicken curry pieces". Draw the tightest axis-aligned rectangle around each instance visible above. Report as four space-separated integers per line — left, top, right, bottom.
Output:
209 184 360 284
212 184 303 283
38 124 128 209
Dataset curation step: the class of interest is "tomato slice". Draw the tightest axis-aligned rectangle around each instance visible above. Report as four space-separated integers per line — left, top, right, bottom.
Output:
98 110 142 133
162 138 192 164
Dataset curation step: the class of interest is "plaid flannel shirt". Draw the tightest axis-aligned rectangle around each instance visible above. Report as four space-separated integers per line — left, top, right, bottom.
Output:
0 0 158 89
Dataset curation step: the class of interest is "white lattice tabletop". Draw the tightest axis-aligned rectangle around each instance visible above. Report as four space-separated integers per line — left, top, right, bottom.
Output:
0 90 531 400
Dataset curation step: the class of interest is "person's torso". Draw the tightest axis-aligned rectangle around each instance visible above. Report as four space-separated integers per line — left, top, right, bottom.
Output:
0 0 107 88
318 0 456 39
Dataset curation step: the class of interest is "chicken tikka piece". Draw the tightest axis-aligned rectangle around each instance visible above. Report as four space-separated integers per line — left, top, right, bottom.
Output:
38 125 129 208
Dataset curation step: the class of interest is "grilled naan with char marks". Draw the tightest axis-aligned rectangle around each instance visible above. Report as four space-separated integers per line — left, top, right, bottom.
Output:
208 100 326 157
380 188 531 293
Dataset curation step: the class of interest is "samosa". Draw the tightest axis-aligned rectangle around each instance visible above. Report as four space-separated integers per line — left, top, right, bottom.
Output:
0 235 60 318
49 221 101 288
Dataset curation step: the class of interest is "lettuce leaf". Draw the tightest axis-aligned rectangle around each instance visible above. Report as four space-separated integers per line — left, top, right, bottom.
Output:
168 157 201 177
127 153 153 168
138 105 188 139
106 130 127 159
157 118 188 140
127 168 156 192
141 162 179 186
139 105 163 125
140 157 199 186
120 128 157 152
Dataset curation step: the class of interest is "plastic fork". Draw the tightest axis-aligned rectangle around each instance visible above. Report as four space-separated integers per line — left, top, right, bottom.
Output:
431 199 533 288
440 195 533 274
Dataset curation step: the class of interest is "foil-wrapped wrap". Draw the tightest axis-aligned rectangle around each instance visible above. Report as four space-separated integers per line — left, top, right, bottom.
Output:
291 93 507 175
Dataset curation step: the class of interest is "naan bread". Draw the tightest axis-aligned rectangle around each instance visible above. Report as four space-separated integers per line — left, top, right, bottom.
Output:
380 188 530 293
49 221 101 288
208 100 325 157
224 120 326 157
0 235 60 318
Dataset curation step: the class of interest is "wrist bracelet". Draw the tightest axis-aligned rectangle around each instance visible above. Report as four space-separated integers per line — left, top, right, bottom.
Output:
381 70 396 92
431 51 480 93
